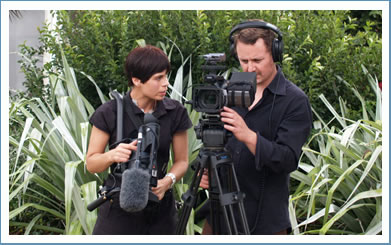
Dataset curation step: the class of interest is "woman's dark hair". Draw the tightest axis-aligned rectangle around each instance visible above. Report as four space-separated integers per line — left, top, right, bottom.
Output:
124 45 171 87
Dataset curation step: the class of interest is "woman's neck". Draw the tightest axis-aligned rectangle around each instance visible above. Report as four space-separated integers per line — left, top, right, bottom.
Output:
130 89 156 113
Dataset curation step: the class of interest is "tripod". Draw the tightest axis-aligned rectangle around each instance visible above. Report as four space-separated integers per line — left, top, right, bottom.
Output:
176 145 250 235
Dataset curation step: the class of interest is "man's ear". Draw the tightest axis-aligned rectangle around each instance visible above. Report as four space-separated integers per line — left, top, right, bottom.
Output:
132 77 141 87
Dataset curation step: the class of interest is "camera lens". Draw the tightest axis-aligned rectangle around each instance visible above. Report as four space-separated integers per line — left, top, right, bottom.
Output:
200 90 218 109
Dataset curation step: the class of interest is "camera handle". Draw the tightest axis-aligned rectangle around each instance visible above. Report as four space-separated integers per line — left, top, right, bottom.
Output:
87 186 121 212
176 148 250 235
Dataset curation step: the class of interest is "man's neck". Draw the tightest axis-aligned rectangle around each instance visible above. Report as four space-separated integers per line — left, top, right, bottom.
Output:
249 66 278 110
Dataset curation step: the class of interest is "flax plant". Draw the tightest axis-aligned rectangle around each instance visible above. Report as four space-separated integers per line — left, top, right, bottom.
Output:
289 65 382 235
9 51 106 234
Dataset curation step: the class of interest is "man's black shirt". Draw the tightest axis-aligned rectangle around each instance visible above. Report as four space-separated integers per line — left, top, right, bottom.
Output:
227 66 312 234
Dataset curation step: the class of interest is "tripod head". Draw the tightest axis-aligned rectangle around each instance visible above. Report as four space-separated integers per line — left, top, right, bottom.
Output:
194 114 232 150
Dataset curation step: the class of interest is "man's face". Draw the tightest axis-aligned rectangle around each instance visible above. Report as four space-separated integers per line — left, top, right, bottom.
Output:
236 38 276 86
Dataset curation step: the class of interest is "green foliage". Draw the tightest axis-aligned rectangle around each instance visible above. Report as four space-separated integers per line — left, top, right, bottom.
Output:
289 66 382 234
18 10 381 123
12 10 382 235
9 52 105 234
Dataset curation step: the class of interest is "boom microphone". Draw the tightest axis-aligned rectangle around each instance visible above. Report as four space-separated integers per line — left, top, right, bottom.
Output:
119 113 160 212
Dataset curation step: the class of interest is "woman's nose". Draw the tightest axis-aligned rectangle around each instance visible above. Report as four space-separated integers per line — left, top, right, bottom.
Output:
163 76 169 86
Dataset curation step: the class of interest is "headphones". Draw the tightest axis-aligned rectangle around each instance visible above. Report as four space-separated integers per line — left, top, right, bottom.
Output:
229 20 284 63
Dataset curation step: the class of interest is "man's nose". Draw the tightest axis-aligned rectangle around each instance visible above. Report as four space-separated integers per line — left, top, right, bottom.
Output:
248 62 256 72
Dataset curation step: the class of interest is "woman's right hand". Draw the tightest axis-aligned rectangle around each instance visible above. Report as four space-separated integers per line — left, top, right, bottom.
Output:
109 140 138 163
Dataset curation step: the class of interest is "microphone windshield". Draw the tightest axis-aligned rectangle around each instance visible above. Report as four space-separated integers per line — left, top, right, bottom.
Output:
120 168 150 212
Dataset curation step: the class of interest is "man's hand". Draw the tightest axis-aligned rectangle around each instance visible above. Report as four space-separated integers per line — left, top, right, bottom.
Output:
220 106 257 155
199 170 209 189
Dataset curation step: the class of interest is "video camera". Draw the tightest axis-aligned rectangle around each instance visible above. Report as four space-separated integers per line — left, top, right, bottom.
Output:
187 53 257 148
190 53 257 114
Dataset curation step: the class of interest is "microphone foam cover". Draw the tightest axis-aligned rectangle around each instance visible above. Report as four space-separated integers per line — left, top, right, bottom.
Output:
119 168 150 212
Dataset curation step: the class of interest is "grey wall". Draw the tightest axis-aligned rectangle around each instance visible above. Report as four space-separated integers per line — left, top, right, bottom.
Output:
9 10 45 92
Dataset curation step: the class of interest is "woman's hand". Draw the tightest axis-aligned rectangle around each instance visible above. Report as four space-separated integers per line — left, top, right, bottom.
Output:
151 177 172 200
109 140 138 163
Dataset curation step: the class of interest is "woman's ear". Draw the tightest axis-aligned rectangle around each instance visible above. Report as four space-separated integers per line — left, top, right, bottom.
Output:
132 77 141 87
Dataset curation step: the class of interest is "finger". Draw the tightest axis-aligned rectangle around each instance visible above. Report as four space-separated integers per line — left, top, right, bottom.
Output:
224 124 235 132
221 110 233 117
117 148 132 156
120 143 136 150
223 106 235 113
221 117 235 125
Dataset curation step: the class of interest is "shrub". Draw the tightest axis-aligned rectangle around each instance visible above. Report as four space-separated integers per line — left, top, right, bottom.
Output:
18 10 381 123
289 66 382 234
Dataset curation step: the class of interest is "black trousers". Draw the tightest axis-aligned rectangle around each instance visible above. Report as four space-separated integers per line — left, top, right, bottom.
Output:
92 189 177 235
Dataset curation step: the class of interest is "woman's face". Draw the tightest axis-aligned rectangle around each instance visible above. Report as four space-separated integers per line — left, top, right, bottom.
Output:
139 70 169 101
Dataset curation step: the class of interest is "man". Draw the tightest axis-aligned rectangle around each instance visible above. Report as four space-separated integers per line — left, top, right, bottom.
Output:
200 20 312 235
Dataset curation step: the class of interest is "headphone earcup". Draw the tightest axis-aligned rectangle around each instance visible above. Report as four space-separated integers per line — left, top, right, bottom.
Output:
272 38 284 63
230 42 238 61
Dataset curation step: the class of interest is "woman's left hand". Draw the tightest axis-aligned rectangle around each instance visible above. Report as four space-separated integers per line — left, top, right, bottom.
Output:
151 177 172 200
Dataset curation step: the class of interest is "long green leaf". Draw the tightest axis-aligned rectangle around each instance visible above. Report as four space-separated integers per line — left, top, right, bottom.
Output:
9 221 64 234
81 181 98 234
10 203 65 220
12 117 33 182
345 146 382 204
52 116 84 160
319 94 346 128
320 189 382 234
24 214 43 235
64 160 82 234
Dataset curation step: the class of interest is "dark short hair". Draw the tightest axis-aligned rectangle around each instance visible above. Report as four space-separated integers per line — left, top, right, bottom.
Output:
124 45 171 87
233 19 275 55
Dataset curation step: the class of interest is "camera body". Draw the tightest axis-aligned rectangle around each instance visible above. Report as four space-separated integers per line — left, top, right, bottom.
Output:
188 53 257 149
191 53 257 114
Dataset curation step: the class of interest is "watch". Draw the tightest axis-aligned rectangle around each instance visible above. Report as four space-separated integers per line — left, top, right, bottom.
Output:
165 173 176 188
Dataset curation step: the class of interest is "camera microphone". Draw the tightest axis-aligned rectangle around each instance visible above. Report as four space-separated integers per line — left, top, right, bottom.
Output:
119 113 160 212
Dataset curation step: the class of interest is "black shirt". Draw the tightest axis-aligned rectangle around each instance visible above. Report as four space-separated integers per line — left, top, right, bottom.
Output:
227 66 312 234
89 92 193 178
89 93 192 235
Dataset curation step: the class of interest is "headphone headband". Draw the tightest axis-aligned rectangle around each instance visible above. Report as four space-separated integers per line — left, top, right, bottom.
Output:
229 21 283 43
229 20 284 63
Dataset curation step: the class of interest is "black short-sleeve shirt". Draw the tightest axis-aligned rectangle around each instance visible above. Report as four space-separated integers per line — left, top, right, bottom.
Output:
89 92 192 178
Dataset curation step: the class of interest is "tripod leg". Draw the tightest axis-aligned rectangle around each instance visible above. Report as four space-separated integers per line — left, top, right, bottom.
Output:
175 155 208 235
210 163 237 234
208 152 250 235
230 165 251 234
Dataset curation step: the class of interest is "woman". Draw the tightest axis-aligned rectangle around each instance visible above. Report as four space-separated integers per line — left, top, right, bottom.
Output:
86 45 192 234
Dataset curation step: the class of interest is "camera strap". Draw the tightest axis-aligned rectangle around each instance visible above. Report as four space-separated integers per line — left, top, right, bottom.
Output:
109 91 143 174
123 91 143 130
